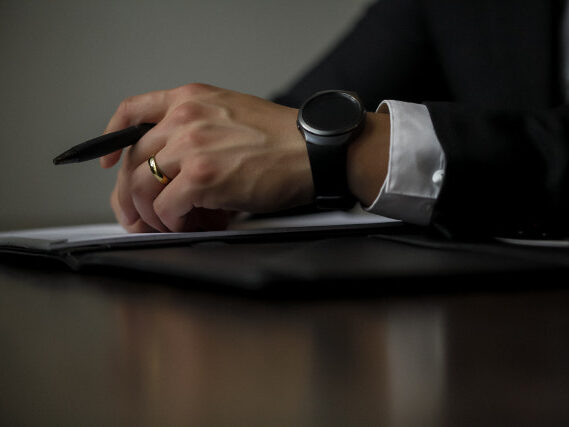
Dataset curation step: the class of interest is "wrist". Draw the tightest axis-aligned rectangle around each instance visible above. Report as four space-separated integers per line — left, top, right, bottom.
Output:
347 112 390 207
297 90 366 210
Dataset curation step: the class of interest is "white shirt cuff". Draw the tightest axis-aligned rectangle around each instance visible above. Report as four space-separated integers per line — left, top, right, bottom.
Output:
365 100 446 225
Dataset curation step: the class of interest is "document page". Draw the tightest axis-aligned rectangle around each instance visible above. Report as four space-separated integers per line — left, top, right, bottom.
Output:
0 211 398 252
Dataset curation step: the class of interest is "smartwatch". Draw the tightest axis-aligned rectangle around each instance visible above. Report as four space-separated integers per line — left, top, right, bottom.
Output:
297 90 366 209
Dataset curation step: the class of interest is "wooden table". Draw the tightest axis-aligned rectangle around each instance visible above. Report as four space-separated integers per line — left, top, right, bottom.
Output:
1 262 568 426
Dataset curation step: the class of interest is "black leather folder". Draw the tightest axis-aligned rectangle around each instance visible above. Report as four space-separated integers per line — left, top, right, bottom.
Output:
1 219 568 293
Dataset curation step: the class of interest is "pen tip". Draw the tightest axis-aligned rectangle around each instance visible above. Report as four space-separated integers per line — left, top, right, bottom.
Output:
53 152 75 165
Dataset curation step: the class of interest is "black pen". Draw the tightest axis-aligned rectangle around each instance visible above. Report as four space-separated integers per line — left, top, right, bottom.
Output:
53 123 155 165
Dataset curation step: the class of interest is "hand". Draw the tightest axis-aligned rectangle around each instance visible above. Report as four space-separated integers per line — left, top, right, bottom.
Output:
101 84 315 232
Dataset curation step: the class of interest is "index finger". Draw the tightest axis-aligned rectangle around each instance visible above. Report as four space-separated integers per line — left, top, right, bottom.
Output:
100 89 171 168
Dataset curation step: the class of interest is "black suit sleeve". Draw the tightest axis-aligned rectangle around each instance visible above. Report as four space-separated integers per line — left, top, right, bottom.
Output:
273 0 449 111
274 0 569 239
426 102 569 238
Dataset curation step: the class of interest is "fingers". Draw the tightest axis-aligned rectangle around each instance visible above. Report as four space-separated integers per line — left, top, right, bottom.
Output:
105 90 171 134
110 184 155 233
109 100 225 229
112 121 179 230
114 147 180 232
101 96 224 169
100 89 171 168
129 159 171 232
108 119 171 228
114 159 141 227
100 149 122 169
125 100 216 169
103 83 220 137
103 83 244 232
152 174 197 232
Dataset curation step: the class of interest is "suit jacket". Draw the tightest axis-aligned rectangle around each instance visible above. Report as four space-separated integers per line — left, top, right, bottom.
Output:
275 0 569 238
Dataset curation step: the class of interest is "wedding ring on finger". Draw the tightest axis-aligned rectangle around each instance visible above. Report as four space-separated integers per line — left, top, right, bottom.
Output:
148 156 171 185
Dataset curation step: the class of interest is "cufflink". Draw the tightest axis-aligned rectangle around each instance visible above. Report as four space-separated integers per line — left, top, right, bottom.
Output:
432 170 445 185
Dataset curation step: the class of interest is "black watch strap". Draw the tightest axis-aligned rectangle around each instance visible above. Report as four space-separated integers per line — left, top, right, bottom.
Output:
306 141 356 210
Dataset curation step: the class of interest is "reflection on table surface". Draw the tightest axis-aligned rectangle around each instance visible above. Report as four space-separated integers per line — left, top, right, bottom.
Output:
0 264 568 426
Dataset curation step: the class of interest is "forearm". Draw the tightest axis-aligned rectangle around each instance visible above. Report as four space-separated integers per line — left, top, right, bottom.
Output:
427 102 569 238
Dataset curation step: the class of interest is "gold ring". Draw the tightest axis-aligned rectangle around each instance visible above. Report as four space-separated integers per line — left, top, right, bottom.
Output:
148 156 171 185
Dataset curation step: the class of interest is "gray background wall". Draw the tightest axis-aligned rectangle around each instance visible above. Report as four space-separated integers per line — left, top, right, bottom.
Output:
0 0 371 231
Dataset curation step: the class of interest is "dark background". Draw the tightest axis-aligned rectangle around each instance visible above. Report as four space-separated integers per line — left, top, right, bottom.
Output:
0 0 370 230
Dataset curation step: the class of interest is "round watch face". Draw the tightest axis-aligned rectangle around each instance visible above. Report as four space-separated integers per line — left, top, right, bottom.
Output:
298 90 365 136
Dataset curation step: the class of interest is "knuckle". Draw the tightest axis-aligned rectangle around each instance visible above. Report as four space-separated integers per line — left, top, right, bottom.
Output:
153 199 182 232
115 184 140 225
153 202 177 231
153 198 169 222
215 104 231 119
187 155 217 187
116 96 135 119
175 82 213 98
188 121 213 146
170 102 203 124
174 121 213 148
130 177 146 200
170 131 193 151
